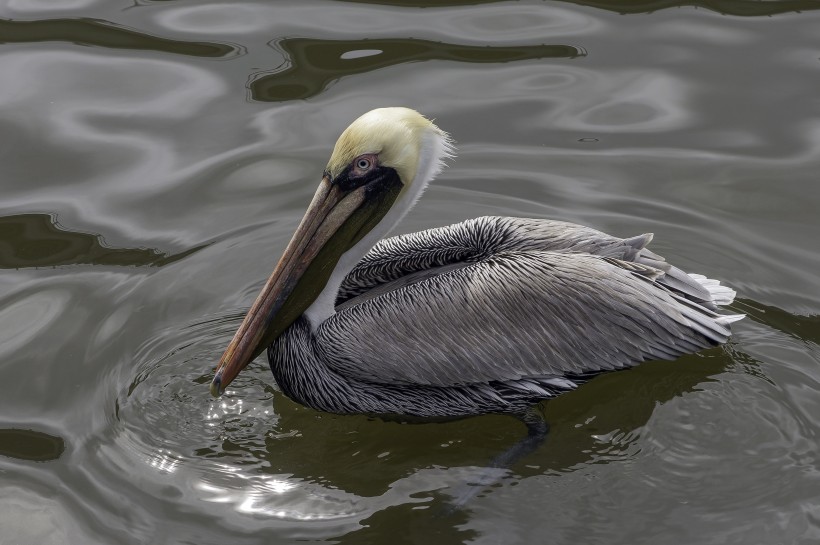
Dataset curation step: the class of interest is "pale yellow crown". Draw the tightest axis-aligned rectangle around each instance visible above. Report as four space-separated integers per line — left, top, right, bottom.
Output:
326 107 452 189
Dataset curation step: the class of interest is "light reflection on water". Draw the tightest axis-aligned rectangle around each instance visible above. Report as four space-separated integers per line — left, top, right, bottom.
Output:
1 0 819 543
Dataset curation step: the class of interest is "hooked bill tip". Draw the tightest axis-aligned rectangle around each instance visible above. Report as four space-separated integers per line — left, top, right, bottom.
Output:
209 374 223 398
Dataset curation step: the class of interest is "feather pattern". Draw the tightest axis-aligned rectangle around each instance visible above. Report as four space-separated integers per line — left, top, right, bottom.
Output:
268 216 743 418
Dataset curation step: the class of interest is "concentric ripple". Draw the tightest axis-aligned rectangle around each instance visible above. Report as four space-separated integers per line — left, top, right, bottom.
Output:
111 311 369 522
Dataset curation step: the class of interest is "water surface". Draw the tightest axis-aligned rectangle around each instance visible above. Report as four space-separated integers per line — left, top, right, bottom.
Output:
1 1 819 543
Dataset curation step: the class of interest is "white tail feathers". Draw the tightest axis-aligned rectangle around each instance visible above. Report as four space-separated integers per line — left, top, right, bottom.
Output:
716 313 746 326
688 273 745 325
688 273 737 306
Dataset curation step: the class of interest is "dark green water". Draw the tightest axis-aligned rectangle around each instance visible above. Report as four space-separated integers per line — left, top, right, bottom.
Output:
2 1 819 543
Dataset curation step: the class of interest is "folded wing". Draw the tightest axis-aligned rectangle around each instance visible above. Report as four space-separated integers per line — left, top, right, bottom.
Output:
324 217 742 388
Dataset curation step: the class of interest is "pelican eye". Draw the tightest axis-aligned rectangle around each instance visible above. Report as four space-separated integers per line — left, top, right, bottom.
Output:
350 153 378 178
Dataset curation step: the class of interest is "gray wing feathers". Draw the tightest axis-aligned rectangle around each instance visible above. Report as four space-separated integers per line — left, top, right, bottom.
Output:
322 251 731 388
336 217 501 303
324 216 742 389
338 216 654 303
636 249 715 308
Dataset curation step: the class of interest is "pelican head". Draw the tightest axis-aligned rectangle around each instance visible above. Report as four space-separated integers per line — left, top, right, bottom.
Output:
210 107 453 396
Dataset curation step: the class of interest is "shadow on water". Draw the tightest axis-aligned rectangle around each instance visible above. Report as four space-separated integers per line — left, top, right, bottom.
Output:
0 213 204 268
268 349 738 542
735 298 820 345
0 18 237 57
338 501 480 544
226 348 736 495
250 38 585 101
343 0 820 16
0 428 65 462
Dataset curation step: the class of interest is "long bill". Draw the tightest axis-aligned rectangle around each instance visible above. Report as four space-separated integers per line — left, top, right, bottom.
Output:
210 172 402 397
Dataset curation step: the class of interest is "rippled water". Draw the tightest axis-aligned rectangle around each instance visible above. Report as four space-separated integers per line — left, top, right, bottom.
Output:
2 1 820 543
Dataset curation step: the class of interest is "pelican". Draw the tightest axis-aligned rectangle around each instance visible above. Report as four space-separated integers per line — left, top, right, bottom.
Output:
210 107 743 439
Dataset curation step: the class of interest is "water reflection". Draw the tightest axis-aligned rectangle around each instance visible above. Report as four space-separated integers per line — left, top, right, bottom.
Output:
0 428 65 462
251 38 585 101
0 213 204 268
569 0 820 16
0 17 237 57
737 299 820 345
195 462 368 520
344 0 820 16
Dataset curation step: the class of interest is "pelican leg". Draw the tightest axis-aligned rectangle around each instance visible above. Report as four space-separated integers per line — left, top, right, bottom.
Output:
488 408 550 470
443 408 549 513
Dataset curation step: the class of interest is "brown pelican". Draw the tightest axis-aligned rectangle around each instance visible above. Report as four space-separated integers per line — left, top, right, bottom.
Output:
210 107 743 437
